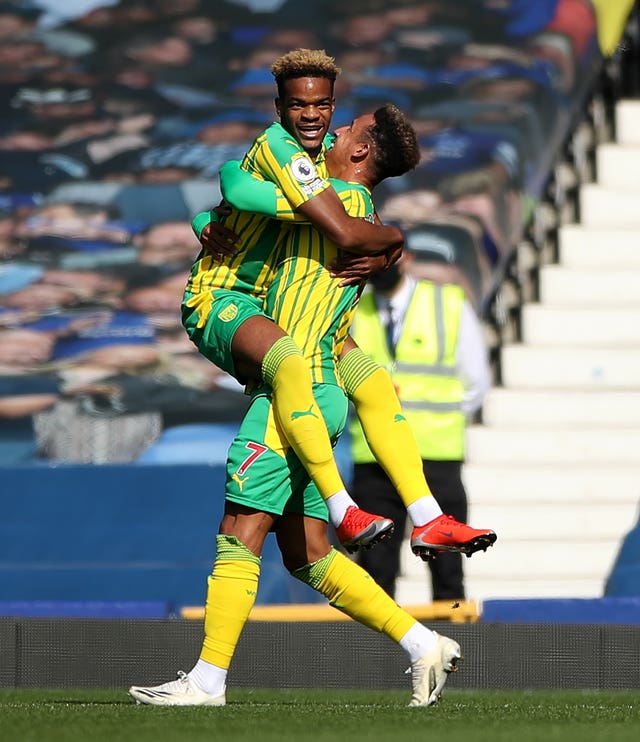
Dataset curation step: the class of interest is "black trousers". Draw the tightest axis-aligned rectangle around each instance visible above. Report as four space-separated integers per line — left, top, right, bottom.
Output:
351 460 467 601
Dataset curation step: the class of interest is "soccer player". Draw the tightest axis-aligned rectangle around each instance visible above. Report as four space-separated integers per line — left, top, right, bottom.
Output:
183 49 401 552
218 135 497 562
187 49 496 559
129 104 464 709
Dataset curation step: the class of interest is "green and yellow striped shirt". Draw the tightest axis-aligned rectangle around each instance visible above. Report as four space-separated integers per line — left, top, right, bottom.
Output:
265 182 374 386
185 122 332 303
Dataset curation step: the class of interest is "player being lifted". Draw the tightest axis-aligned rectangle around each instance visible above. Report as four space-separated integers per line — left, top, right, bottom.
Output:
186 49 496 561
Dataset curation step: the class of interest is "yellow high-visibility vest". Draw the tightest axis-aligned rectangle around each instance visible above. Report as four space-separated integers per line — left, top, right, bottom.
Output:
350 281 466 462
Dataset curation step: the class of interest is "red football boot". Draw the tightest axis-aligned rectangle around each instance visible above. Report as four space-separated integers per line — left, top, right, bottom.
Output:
336 506 394 553
411 514 496 561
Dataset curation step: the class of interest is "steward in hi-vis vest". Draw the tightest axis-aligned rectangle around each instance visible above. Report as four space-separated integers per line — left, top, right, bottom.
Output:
350 281 466 463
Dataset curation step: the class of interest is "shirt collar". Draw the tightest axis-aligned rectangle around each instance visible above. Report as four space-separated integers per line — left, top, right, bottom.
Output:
376 274 416 319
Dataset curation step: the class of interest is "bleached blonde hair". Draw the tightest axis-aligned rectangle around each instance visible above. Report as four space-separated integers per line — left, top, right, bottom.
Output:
271 49 341 97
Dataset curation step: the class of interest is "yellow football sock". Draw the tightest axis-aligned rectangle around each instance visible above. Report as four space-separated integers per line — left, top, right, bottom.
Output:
199 535 260 669
263 336 345 500
339 348 433 507
292 548 416 642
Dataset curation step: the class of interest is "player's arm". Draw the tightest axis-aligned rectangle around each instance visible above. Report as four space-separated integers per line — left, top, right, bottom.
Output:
190 159 307 258
221 159 402 281
328 251 394 286
219 160 306 222
191 207 240 256
225 157 405 256
190 154 307 258
328 208 403 285
296 189 404 256
227 158 406 254
255 126 405 256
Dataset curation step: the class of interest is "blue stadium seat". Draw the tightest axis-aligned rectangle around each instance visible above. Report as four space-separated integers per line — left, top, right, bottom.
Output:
137 423 240 465
605 515 640 597
0 419 38 465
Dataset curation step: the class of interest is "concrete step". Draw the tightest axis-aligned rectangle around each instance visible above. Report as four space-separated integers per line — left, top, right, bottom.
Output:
462 540 619 582
559 224 640 268
396 538 620 602
465 501 638 541
538 264 640 306
396 574 607 602
596 143 640 189
463 464 640 503
465 575 606 601
467 578 606 600
481 388 640 428
521 304 640 346
465 426 640 465
500 345 640 389
580 183 640 227
616 100 640 146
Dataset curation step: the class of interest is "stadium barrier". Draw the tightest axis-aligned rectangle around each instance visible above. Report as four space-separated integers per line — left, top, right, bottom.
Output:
1 617 638 691
0 464 323 609
482 597 640 624
180 600 480 623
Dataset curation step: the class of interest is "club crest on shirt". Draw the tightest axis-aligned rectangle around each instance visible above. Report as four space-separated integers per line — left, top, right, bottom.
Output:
218 303 239 322
290 155 317 183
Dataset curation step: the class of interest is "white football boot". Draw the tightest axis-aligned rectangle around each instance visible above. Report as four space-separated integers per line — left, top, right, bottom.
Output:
129 671 226 706
408 633 462 707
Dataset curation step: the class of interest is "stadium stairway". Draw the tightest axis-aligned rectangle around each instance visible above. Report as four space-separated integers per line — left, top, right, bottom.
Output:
395 99 640 605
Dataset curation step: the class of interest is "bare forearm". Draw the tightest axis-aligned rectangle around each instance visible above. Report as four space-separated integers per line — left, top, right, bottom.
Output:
298 189 404 255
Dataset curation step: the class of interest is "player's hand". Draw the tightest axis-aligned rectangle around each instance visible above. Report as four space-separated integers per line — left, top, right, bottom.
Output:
329 253 389 286
384 243 403 269
200 205 240 259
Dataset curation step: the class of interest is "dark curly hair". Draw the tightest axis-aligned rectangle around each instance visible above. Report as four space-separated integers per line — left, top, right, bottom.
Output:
366 103 421 185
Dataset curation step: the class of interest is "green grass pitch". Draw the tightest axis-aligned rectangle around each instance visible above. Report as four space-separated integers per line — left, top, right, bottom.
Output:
1 689 638 742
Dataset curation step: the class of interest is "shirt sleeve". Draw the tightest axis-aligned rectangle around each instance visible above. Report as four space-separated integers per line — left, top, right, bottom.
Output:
246 123 331 209
191 209 217 239
220 160 306 222
456 299 491 417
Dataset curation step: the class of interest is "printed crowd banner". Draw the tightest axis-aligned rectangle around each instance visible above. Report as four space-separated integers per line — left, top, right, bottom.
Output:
0 0 636 465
